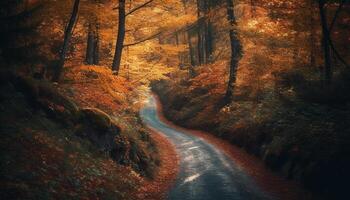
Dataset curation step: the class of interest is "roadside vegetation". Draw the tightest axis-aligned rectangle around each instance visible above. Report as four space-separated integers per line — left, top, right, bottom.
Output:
151 1 350 199
0 0 349 199
0 71 149 199
1 0 181 198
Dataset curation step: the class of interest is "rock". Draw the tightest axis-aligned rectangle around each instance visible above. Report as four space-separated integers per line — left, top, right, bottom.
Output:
80 108 112 132
77 108 121 152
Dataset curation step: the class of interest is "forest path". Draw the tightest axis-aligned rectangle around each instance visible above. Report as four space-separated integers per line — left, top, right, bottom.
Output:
140 94 272 200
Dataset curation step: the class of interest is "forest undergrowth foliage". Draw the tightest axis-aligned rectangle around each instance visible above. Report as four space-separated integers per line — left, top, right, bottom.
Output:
1 0 349 199
0 0 185 198
152 0 350 199
0 71 154 199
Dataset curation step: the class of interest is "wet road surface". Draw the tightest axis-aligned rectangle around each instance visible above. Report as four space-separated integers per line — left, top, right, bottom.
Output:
140 95 272 200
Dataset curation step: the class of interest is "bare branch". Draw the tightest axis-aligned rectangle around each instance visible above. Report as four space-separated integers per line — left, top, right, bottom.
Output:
123 31 162 47
125 0 155 17
329 0 345 33
328 37 349 68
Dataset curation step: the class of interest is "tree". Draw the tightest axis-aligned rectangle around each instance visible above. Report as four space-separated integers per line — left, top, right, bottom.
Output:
112 0 126 74
195 0 215 65
52 0 80 82
318 0 349 85
93 22 100 65
85 23 95 64
309 0 316 68
202 0 216 64
196 0 204 65
318 0 332 85
85 21 100 65
224 0 242 102
112 0 155 75
187 29 196 76
0 0 43 68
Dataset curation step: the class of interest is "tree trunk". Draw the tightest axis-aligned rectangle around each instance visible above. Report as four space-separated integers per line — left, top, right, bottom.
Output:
175 30 183 68
85 23 94 65
309 19 316 68
112 0 126 74
309 1 316 68
203 0 212 64
202 23 207 64
318 0 332 85
205 18 213 63
196 0 204 65
175 31 179 45
225 0 242 102
187 31 196 77
93 22 99 65
52 0 80 82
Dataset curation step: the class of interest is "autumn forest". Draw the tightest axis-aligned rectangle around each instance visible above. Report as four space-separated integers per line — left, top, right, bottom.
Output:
0 0 349 199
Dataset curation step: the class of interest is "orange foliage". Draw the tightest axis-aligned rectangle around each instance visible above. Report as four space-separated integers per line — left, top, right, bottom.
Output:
59 65 134 114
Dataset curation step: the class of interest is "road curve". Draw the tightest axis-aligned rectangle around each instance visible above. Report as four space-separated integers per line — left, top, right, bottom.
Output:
140 95 272 200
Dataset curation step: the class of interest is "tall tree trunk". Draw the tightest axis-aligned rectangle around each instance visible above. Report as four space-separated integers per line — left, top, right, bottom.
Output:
196 0 203 65
309 1 316 68
175 31 179 45
93 22 99 65
225 0 242 102
202 23 207 64
112 0 126 74
52 0 80 82
318 0 332 85
204 17 213 63
203 0 212 63
85 23 94 65
309 19 316 68
187 31 196 77
175 30 183 68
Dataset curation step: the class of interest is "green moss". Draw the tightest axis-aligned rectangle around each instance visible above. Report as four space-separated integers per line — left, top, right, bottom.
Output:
80 107 112 132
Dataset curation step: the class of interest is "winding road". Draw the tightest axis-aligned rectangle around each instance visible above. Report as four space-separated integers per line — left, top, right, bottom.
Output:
140 95 273 200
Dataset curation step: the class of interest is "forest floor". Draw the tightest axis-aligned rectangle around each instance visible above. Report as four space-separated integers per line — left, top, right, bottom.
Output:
0 66 178 200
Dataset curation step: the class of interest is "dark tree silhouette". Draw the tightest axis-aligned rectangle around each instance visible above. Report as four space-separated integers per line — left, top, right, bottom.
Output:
112 0 155 75
52 0 80 82
224 0 242 102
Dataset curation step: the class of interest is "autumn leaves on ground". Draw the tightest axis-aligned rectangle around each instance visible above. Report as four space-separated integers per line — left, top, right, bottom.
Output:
0 0 349 200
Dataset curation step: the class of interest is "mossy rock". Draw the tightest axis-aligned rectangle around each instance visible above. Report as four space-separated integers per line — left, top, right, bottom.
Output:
80 108 112 132
76 108 121 152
